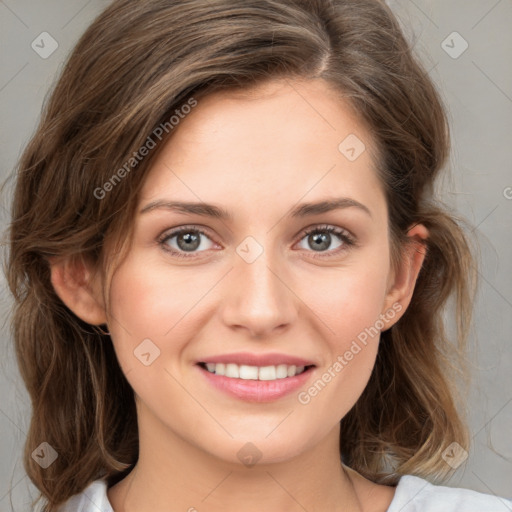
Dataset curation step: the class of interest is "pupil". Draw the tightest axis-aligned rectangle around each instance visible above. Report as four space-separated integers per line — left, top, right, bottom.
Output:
178 232 200 251
310 232 330 251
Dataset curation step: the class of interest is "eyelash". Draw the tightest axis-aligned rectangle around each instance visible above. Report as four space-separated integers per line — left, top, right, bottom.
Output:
158 224 356 260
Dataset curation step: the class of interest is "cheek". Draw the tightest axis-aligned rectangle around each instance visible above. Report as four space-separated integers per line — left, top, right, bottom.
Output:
295 255 390 411
302 257 390 349
106 256 189 371
109 255 206 338
106 260 200 405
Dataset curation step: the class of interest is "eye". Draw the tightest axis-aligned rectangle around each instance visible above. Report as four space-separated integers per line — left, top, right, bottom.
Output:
158 226 217 258
296 224 356 257
158 224 356 259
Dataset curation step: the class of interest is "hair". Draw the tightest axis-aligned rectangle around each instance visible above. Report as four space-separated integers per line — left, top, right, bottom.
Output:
4 0 479 510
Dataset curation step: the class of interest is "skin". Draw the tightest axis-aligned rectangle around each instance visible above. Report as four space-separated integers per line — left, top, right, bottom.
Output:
51 78 428 512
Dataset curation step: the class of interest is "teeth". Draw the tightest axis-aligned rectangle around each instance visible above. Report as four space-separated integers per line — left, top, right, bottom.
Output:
225 363 239 378
259 366 276 380
202 362 309 380
276 364 288 379
239 365 259 379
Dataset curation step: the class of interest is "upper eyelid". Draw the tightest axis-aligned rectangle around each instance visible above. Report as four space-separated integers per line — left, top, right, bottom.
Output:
302 224 354 238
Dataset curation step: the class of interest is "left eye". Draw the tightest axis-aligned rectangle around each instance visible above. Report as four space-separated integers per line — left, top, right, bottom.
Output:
159 227 214 257
297 225 353 254
159 225 355 258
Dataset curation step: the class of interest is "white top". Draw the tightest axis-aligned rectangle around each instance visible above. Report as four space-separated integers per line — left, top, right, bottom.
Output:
56 474 512 512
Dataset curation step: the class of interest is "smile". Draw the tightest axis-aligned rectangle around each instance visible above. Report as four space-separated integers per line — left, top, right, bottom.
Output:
199 362 311 380
196 362 316 402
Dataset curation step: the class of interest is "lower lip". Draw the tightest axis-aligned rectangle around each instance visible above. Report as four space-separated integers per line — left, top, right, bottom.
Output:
197 364 315 402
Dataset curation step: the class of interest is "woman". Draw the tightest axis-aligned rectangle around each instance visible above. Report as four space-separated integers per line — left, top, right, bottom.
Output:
6 0 511 511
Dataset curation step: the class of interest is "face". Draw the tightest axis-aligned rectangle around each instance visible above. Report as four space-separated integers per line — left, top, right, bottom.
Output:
104 78 401 466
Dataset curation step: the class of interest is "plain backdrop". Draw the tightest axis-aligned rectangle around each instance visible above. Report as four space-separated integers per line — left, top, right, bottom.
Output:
0 0 511 509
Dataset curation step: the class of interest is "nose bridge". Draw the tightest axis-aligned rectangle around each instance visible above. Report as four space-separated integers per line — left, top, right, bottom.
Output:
222 237 297 336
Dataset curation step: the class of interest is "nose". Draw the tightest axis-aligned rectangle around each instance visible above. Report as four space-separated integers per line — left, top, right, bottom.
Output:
220 248 298 338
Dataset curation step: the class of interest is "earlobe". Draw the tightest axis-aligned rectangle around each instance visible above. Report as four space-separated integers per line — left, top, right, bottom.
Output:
381 223 429 328
49 255 107 326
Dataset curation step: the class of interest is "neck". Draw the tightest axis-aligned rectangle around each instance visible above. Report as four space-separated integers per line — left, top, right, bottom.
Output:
107 405 364 512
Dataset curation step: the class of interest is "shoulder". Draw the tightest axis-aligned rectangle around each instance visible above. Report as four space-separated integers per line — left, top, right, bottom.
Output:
388 474 512 512
56 479 113 512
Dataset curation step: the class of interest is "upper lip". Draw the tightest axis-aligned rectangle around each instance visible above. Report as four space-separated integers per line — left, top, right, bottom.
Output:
197 352 317 367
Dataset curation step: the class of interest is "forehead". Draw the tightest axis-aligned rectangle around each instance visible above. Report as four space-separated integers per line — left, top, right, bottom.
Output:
139 78 385 221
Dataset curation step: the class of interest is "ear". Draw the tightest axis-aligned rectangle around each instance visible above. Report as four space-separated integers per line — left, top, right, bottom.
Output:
380 223 428 329
49 254 107 326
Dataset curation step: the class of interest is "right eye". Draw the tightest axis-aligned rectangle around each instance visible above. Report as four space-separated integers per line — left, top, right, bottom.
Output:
158 226 219 258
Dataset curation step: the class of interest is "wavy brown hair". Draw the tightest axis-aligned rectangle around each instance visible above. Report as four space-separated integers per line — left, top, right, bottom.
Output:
5 0 478 510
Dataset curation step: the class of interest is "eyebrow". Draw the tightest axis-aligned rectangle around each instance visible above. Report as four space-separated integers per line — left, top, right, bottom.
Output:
139 197 372 219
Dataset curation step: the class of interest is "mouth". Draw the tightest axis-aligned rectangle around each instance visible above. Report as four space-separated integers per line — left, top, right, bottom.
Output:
195 361 317 402
197 361 315 380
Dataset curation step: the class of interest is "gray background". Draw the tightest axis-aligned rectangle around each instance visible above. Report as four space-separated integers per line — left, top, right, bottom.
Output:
0 0 511 509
